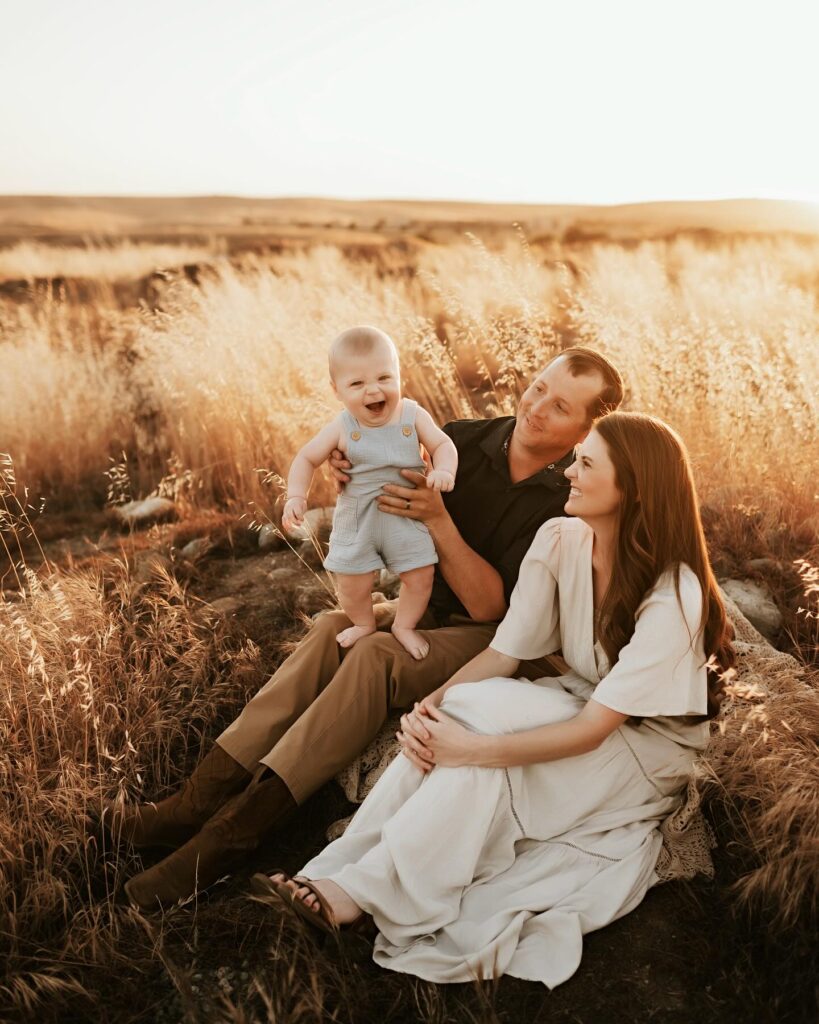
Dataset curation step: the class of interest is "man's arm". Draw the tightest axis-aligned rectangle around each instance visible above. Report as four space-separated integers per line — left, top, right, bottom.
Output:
377 469 507 621
430 504 507 620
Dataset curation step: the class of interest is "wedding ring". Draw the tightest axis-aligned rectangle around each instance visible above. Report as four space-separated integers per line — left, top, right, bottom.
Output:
405 500 411 510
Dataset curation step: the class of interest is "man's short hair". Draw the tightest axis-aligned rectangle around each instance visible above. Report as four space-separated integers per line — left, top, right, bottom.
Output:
548 346 624 422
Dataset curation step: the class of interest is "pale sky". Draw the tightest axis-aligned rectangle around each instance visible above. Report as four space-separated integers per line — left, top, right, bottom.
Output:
2 0 818 204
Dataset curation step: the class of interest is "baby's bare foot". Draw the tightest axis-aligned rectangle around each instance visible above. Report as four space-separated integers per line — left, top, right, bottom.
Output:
391 625 430 660
336 624 377 648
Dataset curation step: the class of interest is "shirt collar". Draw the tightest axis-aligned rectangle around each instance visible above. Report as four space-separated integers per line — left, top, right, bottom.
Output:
479 416 575 488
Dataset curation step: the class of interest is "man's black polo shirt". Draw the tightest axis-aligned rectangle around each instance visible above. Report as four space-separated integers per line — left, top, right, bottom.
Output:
428 416 574 624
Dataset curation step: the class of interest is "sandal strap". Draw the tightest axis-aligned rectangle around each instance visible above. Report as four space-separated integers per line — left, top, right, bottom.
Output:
292 876 339 931
293 876 374 934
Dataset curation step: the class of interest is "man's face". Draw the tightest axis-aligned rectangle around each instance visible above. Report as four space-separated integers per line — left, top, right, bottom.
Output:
515 358 604 456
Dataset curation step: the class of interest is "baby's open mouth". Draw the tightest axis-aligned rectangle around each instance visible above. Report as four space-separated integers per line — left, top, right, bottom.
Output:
365 400 386 415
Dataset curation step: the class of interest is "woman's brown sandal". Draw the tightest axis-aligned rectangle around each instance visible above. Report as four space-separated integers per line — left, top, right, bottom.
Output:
249 872 376 940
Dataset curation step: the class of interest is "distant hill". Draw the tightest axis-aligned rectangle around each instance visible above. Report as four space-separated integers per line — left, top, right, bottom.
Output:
1 195 817 247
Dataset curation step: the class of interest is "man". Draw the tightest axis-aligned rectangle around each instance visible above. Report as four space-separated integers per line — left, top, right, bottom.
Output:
112 347 624 909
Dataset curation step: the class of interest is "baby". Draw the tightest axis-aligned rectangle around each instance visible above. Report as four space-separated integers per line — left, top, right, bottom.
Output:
282 326 458 660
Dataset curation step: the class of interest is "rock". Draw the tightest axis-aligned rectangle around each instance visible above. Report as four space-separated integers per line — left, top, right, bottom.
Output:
207 596 244 617
746 557 782 573
261 567 304 615
113 497 176 528
287 506 335 542
180 537 212 560
267 567 302 590
131 550 173 585
294 581 335 618
258 522 286 551
720 579 783 641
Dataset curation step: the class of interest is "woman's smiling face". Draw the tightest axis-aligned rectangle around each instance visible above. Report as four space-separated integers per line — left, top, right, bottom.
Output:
563 428 621 522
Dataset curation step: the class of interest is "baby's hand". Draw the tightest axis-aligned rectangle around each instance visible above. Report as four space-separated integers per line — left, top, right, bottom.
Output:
282 496 307 534
425 469 455 492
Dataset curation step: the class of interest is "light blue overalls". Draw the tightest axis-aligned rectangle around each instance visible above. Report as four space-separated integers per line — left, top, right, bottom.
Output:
323 398 439 575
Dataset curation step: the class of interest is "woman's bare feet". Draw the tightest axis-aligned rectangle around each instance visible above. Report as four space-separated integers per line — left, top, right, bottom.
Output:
336 624 377 648
391 624 430 660
270 873 362 925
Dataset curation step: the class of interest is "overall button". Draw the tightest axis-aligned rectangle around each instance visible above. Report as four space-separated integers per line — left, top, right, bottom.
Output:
350 431 361 441
402 426 413 437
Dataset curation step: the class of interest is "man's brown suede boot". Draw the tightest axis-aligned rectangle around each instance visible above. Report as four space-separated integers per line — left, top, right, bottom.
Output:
123 768 297 910
101 745 252 850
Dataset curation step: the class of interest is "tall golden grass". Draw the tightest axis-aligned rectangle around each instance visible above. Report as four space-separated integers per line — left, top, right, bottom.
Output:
0 556 262 1019
0 240 219 282
0 298 139 503
2 234 817 521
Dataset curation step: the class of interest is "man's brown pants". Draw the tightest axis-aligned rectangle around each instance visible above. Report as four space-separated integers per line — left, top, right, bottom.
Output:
216 608 561 805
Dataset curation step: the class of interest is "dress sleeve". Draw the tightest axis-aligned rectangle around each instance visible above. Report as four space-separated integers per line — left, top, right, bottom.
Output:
489 518 562 660
591 566 708 717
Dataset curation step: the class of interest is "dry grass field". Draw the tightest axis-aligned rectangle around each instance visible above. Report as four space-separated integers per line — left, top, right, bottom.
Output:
0 197 817 1023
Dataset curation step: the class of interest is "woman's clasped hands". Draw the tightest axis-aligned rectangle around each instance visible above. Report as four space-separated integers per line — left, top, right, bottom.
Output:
397 697 484 772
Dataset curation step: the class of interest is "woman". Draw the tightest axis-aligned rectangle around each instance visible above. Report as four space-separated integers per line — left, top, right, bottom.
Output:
252 411 735 989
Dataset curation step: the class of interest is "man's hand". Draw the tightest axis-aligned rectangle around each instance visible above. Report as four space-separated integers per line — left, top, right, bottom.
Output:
328 448 351 494
378 469 447 525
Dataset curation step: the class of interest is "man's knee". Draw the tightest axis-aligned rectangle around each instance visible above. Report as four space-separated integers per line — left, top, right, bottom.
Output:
345 628 401 663
292 607 394 670
324 629 402 698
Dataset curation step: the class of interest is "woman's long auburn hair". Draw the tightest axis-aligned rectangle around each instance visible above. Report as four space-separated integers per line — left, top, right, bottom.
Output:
593 412 735 717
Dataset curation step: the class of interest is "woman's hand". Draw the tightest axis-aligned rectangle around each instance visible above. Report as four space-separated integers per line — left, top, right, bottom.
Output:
397 701 435 771
397 699 485 772
422 705 485 768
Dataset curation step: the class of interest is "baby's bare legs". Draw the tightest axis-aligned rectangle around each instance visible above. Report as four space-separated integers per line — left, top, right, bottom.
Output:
391 564 435 660
334 572 377 648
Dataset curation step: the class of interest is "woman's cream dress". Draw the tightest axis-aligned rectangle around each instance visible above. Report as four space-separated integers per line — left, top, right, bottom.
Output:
300 517 710 988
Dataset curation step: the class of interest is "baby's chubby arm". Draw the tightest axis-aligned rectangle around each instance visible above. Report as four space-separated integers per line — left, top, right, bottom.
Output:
282 417 344 533
414 407 458 492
